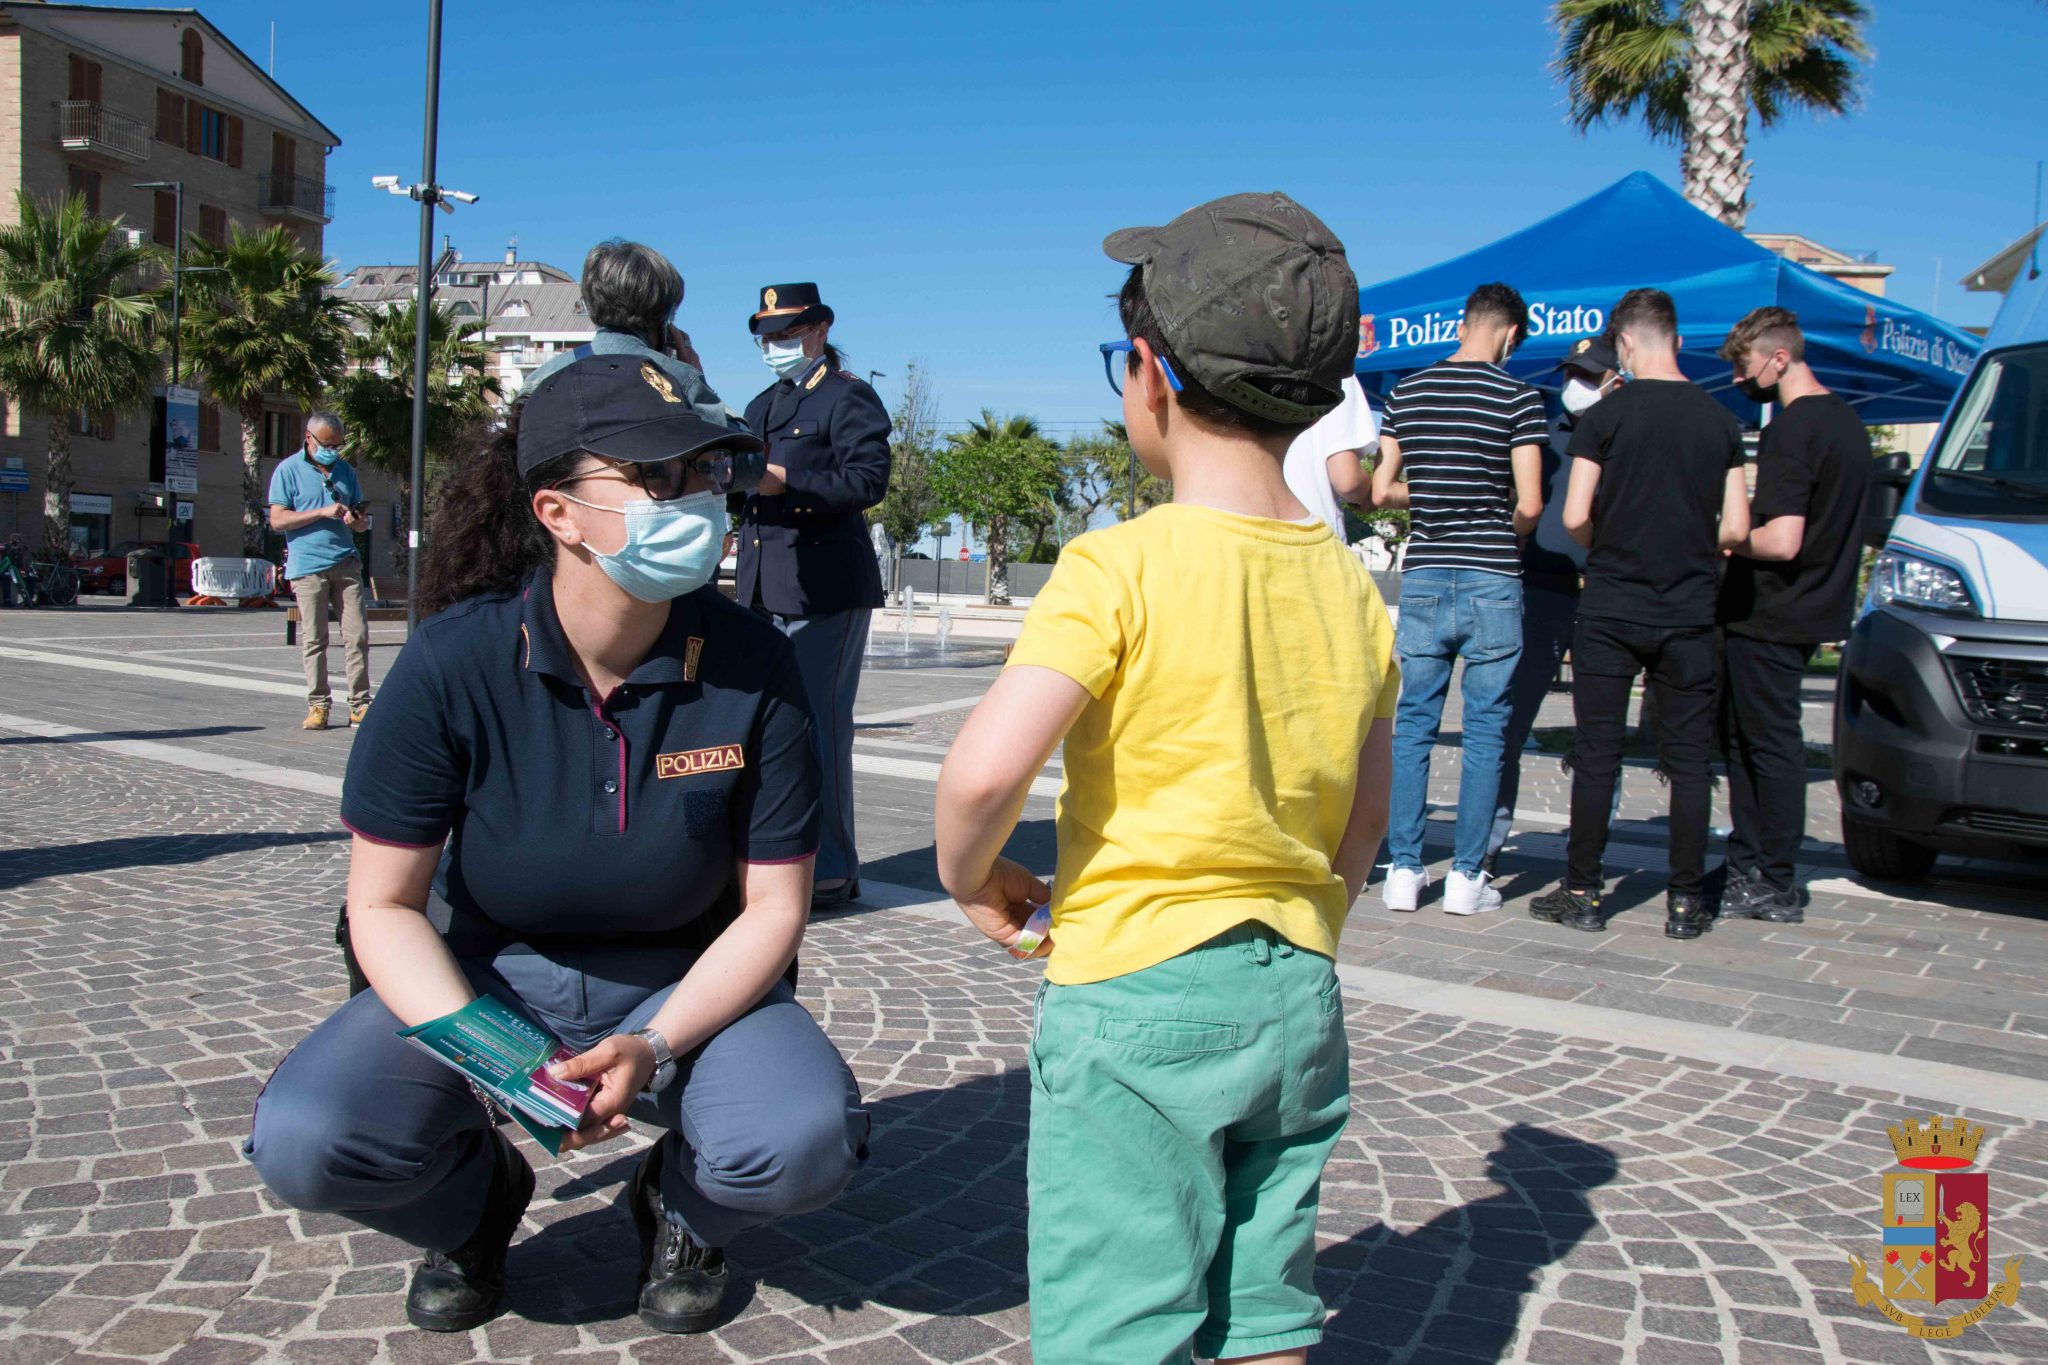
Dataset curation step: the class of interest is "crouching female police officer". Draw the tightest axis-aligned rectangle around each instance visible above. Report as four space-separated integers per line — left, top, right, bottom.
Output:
245 356 869 1336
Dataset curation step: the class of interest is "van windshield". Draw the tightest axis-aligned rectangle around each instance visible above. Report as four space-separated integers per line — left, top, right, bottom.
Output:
1921 342 2048 520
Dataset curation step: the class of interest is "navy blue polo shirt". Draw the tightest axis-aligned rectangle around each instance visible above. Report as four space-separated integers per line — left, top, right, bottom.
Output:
339 570 820 941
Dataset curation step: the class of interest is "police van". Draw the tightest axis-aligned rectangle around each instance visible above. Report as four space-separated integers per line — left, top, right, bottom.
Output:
1835 269 2048 878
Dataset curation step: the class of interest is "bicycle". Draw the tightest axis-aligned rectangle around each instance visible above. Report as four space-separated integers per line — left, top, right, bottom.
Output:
30 552 79 607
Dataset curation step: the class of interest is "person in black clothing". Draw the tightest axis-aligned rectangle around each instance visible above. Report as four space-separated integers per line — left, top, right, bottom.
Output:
1485 334 1623 877
1533 289 1750 940
1715 307 1872 924
741 283 892 910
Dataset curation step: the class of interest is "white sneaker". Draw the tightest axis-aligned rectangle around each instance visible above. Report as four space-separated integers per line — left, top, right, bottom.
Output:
1444 869 1502 916
1382 866 1427 913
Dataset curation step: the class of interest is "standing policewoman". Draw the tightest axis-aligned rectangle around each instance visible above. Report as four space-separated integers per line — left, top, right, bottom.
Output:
245 357 869 1336
741 284 891 909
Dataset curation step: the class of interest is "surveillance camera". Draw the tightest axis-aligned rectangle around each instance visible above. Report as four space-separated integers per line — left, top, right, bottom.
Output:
446 190 479 205
371 175 400 190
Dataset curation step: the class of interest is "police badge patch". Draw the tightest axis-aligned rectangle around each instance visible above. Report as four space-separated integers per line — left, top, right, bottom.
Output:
1847 1114 2022 1340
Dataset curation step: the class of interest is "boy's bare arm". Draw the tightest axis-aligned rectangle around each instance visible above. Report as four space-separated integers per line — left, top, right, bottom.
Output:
1332 717 1393 905
1369 435 1409 509
936 665 1090 948
1562 457 1602 548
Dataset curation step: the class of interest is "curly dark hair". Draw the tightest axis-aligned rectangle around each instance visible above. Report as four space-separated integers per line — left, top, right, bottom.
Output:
416 405 581 619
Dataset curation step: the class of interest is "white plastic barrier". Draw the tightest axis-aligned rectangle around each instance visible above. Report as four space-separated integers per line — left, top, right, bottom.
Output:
190 557 277 599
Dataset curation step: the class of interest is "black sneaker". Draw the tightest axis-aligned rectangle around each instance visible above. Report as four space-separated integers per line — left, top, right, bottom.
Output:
1480 847 1502 879
1723 880 1804 924
406 1129 534 1332
1715 865 1771 918
810 878 861 914
1664 891 1714 941
1531 885 1605 933
632 1140 730 1334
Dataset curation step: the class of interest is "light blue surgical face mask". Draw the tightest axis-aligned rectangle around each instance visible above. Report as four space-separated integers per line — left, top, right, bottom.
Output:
310 444 341 467
559 489 727 603
760 337 810 377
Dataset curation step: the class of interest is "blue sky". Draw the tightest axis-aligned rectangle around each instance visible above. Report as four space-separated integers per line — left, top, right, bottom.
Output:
193 0 2043 439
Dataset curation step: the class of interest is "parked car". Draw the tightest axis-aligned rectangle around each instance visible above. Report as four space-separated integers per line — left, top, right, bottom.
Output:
1834 268 2048 879
77 540 200 596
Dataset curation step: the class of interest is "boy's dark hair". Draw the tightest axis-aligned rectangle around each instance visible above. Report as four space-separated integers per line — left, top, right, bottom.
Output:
1116 267 1321 438
1612 287 1679 343
1719 305 1805 363
1464 282 1530 338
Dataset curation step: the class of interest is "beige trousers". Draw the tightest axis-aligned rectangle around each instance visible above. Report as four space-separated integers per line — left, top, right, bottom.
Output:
291 557 371 707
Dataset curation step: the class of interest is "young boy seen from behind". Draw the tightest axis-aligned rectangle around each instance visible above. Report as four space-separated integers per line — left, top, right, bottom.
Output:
934 193 1400 1364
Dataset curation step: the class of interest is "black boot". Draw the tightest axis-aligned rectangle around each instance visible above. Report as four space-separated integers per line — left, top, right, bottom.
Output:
1664 891 1714 941
406 1129 534 1332
1531 884 1605 933
632 1140 730 1334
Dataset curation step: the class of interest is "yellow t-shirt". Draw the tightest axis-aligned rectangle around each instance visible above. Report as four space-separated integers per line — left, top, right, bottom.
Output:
1007 504 1400 986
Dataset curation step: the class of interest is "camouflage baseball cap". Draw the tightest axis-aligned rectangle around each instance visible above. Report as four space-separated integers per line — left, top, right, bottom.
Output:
1104 191 1359 424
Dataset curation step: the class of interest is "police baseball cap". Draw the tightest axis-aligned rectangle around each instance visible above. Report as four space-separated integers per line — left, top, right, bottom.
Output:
1561 334 1620 378
1103 191 1359 424
517 355 764 484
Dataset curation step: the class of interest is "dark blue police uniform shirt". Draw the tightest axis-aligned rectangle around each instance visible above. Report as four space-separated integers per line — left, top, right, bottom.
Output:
739 356 891 619
339 569 820 941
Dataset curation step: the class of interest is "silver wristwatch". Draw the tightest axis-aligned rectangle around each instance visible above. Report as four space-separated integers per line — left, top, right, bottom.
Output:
634 1028 678 1093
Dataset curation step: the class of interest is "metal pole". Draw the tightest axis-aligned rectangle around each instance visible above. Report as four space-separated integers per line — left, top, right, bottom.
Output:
405 0 444 633
164 183 181 610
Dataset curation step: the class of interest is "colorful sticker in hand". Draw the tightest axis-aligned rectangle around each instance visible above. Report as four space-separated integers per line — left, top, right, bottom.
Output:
1008 902 1052 960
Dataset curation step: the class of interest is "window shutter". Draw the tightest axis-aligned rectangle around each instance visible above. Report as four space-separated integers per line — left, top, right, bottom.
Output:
226 116 242 168
156 89 184 146
68 54 85 101
153 190 176 246
182 29 204 85
186 100 201 153
85 61 102 103
199 403 222 452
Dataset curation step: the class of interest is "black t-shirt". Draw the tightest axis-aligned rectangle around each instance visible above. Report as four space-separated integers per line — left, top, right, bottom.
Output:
1567 379 1744 626
1720 393 1872 643
340 571 820 946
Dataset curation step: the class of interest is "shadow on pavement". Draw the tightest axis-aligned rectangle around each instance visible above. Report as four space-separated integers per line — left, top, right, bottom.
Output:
851 820 1058 904
0 724 261 746
507 1077 1617 1358
0 830 347 891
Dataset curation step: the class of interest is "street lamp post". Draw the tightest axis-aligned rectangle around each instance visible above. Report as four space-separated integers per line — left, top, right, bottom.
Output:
373 0 478 633
132 179 221 609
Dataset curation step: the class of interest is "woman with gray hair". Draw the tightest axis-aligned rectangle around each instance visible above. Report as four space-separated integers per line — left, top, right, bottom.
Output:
526 240 739 429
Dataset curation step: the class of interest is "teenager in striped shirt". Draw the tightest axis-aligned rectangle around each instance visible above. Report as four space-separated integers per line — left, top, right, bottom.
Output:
1370 283 1546 916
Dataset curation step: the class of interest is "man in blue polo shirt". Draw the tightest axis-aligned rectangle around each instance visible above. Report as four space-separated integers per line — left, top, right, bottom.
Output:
269 411 372 730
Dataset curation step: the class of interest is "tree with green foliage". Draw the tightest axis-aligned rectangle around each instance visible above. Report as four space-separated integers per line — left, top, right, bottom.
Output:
874 360 946 551
929 409 1063 605
329 300 501 576
1062 421 1168 532
1552 0 1870 227
0 191 162 549
178 223 354 552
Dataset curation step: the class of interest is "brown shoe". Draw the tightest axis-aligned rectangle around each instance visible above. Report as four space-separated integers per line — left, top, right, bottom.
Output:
349 700 370 726
302 704 330 730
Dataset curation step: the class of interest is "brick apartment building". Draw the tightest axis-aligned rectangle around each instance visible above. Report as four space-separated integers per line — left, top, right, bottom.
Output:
0 2 388 579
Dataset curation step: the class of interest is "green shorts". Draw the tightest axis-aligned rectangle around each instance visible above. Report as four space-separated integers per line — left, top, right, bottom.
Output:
1027 921 1351 1363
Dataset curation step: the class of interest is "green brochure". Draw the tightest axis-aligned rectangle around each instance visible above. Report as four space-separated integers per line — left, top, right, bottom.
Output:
398 994 593 1155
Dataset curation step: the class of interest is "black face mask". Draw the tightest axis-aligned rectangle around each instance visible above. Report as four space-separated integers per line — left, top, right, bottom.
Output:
1735 357 1782 405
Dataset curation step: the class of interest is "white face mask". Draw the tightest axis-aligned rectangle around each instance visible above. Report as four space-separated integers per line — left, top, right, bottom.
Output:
759 337 809 376
1561 376 1606 416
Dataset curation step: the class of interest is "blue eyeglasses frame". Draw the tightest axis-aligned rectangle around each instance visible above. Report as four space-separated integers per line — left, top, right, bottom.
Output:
1099 340 1183 397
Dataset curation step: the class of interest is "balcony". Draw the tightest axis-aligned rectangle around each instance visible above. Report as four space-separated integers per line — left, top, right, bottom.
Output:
257 171 334 224
58 100 150 165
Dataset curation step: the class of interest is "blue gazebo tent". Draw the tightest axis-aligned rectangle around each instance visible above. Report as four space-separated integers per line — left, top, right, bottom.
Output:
1352 172 1980 425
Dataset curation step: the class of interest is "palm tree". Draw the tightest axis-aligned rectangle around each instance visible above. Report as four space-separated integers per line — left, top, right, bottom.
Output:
1552 0 1871 227
330 300 500 574
930 410 1063 604
179 224 353 553
0 191 162 550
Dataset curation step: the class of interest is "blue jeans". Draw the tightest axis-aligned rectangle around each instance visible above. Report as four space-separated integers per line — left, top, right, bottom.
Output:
1388 568 1522 877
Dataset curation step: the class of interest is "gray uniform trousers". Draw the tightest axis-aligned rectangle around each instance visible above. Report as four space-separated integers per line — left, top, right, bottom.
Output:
768 609 870 885
246 943 869 1253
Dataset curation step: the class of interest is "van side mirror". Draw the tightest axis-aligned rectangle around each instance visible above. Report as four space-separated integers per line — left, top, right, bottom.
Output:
1864 451 1912 549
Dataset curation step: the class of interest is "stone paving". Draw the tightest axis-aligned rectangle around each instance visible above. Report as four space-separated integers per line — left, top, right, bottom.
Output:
0 682 2044 1362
